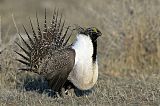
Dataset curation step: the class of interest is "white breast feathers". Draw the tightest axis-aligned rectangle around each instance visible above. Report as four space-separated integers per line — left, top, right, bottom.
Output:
69 34 98 90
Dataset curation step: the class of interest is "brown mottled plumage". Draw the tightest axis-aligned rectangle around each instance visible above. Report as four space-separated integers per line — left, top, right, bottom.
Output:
39 48 75 91
15 9 75 92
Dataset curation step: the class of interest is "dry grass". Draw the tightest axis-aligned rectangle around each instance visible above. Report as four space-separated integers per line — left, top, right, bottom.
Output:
0 0 160 105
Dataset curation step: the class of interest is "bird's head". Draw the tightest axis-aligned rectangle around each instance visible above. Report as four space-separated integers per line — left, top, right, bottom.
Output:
77 27 102 42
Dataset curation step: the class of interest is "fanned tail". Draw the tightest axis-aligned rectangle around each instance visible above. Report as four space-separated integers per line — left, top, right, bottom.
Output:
16 9 74 73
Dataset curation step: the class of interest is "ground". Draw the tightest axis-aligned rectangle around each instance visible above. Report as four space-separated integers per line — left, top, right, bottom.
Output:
0 0 160 105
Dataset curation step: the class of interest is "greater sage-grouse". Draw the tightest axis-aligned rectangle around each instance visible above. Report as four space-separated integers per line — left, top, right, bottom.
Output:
16 9 102 96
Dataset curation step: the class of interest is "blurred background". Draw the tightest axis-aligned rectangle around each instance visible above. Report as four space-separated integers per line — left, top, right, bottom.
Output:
0 0 160 105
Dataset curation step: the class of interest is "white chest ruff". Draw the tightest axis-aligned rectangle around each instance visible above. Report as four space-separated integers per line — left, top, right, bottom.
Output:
69 34 98 90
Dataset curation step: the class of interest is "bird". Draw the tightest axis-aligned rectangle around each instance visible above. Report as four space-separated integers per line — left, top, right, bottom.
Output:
15 9 102 96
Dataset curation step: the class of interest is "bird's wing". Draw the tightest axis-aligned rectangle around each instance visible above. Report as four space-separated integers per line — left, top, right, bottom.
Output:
38 48 75 92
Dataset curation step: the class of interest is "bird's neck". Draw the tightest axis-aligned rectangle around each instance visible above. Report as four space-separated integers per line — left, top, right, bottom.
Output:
72 34 97 63
91 40 97 63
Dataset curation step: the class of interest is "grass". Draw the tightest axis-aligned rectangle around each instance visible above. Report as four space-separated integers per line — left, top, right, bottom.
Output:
0 0 160 105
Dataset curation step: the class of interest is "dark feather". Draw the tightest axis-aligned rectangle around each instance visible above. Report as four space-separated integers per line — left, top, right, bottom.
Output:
14 51 30 62
15 42 30 57
50 9 56 32
18 68 32 71
60 26 70 46
29 17 38 42
63 29 73 46
16 59 30 66
43 8 48 42
58 20 66 47
22 24 34 46
18 34 32 51
36 12 42 39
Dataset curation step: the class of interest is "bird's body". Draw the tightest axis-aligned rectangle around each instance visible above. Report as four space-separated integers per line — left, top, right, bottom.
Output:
69 34 98 90
16 10 101 96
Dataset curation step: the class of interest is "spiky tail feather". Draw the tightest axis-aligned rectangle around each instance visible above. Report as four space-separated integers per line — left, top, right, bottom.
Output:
16 9 74 73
